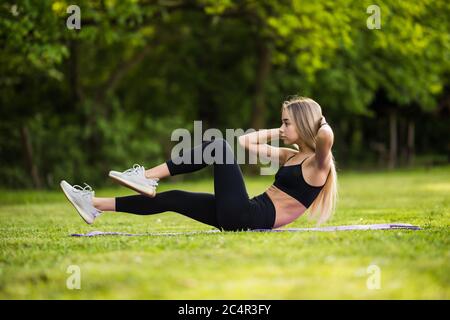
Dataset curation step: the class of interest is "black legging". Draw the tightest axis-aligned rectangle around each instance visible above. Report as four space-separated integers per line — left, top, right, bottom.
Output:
115 138 276 231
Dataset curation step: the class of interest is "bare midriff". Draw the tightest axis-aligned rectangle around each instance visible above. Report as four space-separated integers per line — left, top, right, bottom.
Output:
264 184 307 228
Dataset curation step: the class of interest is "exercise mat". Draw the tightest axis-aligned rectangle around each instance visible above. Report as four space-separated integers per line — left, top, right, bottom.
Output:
70 223 421 237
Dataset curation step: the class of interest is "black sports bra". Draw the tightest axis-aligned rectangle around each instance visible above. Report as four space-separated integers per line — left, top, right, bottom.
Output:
273 154 325 208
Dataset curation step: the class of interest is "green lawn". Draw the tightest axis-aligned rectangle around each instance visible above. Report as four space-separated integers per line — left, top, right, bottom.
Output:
0 166 449 299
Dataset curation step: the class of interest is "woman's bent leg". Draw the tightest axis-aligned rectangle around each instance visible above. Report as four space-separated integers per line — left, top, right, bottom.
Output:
209 139 252 230
115 190 220 229
141 137 268 230
166 137 252 230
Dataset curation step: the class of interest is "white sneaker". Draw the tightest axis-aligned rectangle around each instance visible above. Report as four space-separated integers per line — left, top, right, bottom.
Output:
108 164 159 197
60 180 102 225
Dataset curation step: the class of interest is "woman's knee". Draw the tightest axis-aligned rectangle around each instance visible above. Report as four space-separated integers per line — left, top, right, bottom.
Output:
209 137 231 148
208 138 234 163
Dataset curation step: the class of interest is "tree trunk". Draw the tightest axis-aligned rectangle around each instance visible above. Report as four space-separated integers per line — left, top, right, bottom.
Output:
406 120 415 166
388 110 397 169
250 41 271 130
20 125 42 189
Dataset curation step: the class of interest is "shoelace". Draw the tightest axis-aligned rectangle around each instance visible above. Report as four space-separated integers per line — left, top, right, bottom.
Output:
72 183 94 197
72 183 102 216
123 164 159 187
123 164 143 176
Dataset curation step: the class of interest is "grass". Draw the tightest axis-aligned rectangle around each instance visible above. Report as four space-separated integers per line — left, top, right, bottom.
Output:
0 165 449 299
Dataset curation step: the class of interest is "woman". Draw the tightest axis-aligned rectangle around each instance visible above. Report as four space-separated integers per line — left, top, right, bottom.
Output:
60 96 338 231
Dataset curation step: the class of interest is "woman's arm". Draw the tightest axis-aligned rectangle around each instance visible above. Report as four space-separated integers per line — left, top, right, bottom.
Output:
238 128 293 164
315 116 334 169
238 128 280 146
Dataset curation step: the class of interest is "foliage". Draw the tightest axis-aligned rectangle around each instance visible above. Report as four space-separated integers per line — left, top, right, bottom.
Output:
0 0 448 188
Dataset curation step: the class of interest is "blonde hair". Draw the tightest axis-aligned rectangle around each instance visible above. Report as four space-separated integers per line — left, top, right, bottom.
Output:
281 96 338 225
